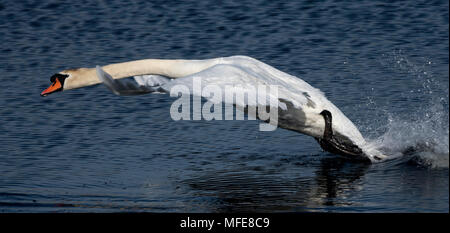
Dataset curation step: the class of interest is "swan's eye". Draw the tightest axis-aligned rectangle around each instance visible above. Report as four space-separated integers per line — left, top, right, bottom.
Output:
50 73 68 82
50 74 58 82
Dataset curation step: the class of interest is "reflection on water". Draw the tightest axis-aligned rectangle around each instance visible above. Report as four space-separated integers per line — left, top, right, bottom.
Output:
181 156 372 212
312 157 369 208
0 148 447 212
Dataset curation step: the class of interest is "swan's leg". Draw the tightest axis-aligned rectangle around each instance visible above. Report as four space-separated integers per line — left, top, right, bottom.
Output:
317 110 367 160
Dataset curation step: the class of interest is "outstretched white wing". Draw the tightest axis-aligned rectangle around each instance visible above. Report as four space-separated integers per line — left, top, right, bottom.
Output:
162 56 365 145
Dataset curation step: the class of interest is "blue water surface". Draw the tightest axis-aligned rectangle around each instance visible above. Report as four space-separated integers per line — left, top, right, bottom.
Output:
0 0 448 212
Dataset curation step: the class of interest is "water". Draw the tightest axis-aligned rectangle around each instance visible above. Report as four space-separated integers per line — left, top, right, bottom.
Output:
0 0 448 212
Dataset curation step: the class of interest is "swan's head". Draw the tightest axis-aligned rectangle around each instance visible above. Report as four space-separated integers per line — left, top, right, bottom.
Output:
40 73 69 96
41 68 95 96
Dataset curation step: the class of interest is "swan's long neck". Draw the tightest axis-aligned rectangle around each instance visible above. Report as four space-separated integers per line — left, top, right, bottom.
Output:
63 58 221 90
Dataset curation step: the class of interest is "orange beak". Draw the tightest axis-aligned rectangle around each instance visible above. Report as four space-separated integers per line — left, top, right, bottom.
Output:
41 78 63 97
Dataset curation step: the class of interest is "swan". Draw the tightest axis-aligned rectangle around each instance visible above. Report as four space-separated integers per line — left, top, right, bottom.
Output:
40 55 386 162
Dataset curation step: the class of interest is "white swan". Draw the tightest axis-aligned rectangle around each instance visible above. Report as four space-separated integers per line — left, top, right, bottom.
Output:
41 55 386 161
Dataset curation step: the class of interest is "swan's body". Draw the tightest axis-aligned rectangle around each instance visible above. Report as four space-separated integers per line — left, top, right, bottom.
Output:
41 55 386 162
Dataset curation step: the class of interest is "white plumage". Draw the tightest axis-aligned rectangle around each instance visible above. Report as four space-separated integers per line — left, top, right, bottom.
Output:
95 56 386 161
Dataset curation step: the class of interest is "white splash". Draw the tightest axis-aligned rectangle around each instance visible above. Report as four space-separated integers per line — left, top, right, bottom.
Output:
365 51 449 168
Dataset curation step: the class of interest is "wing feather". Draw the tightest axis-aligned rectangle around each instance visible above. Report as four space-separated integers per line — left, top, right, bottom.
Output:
96 65 157 96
